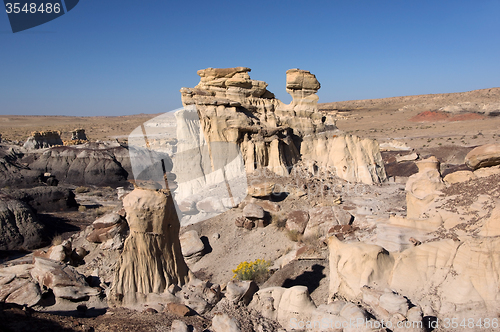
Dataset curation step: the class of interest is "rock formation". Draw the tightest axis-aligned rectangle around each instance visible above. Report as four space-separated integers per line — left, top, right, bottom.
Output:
109 188 191 306
0 141 138 188
465 143 500 170
28 142 135 187
71 128 87 141
178 67 386 184
3 186 78 212
326 153 500 329
0 193 45 250
405 156 444 220
23 130 63 150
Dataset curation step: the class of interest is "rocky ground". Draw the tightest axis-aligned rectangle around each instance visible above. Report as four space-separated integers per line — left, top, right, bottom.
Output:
1 75 500 332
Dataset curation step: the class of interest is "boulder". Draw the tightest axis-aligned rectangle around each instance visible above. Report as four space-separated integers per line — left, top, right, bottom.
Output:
30 257 88 289
0 194 45 251
285 210 309 234
0 279 41 307
465 143 500 169
226 280 258 305
212 312 241 332
328 234 500 324
254 200 280 212
235 216 255 230
177 279 221 315
242 203 264 219
171 320 189 332
443 170 476 184
179 230 205 262
166 303 191 317
250 286 316 327
34 239 72 262
303 206 353 239
86 213 127 244
396 152 418 163
0 264 33 279
248 182 275 197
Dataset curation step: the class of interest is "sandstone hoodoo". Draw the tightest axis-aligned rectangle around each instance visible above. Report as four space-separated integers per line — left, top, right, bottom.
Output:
109 187 191 306
179 67 386 184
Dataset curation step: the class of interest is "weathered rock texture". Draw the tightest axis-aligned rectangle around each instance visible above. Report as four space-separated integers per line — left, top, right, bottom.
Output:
0 194 45 250
0 142 140 188
465 143 500 170
328 236 500 325
179 67 386 184
23 131 63 150
326 157 500 329
2 187 78 212
405 156 444 220
71 129 87 141
109 188 191 306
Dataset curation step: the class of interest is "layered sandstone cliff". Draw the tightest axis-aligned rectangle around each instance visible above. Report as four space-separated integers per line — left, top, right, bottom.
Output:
178 67 386 184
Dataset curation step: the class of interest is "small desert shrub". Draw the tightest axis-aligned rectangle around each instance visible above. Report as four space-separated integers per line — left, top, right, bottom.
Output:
93 206 112 217
287 230 303 242
51 234 63 246
75 186 90 194
78 205 87 212
232 259 271 282
270 211 286 228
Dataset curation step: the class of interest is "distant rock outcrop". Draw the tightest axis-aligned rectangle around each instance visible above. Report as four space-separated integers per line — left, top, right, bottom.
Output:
71 128 87 141
23 130 63 150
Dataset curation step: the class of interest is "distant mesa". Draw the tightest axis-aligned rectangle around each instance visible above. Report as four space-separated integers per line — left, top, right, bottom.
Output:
23 130 63 150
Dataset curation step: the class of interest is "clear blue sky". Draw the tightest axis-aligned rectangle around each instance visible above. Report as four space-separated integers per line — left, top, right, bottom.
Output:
1 0 499 116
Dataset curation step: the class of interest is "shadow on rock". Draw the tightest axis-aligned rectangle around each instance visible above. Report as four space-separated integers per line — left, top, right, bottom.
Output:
281 264 326 294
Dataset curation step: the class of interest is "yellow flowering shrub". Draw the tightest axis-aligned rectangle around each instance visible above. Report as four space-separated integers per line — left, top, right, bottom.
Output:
232 259 271 282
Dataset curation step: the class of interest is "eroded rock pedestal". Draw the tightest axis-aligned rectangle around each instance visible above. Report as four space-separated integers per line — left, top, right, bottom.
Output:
109 188 191 306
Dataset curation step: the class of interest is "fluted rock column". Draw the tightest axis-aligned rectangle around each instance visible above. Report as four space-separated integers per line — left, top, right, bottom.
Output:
109 188 191 306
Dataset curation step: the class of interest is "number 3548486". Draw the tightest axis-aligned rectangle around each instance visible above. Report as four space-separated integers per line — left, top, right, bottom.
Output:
5 3 61 14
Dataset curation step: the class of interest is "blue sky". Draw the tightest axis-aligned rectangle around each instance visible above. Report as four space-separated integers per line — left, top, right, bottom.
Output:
1 0 499 116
